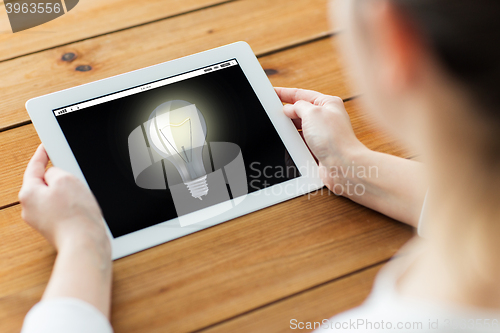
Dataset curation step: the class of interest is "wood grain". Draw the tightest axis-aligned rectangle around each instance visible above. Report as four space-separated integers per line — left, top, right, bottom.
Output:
199 265 383 333
0 191 413 333
0 2 417 332
260 38 360 100
0 205 55 333
0 0 232 61
0 124 38 208
0 0 333 132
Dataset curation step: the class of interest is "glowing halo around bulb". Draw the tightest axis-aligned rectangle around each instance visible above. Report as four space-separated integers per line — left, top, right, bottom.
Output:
147 100 209 200
160 118 192 162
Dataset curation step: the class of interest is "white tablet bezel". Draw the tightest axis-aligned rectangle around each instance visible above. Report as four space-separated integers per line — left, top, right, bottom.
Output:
26 42 324 259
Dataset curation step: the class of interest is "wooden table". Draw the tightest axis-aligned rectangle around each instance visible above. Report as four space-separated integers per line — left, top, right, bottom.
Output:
0 1 415 332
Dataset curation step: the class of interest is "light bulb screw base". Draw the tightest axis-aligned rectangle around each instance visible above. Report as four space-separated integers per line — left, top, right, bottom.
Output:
185 176 209 200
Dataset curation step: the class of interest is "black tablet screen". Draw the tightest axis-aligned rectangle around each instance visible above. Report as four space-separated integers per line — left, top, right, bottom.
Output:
53 60 300 238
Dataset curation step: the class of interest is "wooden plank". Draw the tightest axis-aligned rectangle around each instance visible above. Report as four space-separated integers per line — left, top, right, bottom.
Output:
0 2 415 333
0 0 333 131
0 204 55 333
0 124 39 209
199 265 383 333
260 38 360 101
0 192 413 333
0 98 410 210
0 0 232 62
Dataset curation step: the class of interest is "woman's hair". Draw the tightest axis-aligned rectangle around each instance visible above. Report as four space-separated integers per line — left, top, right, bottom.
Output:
390 0 500 123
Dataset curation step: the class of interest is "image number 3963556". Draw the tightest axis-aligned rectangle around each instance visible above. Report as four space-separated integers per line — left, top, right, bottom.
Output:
4 0 79 33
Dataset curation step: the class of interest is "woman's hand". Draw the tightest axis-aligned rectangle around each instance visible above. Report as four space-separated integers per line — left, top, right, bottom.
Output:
19 144 109 252
275 87 368 192
275 87 427 227
19 144 112 317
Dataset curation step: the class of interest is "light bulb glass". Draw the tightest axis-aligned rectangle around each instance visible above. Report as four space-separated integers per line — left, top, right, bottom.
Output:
147 100 209 199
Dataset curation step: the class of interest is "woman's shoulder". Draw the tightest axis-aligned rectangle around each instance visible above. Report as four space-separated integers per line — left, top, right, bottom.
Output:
314 240 500 333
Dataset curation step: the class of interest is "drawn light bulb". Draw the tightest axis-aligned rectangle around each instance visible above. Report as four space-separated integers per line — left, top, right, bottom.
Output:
147 100 209 200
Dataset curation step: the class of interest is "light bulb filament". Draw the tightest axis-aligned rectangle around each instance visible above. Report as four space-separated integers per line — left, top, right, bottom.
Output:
159 117 193 163
165 117 191 127
181 146 189 161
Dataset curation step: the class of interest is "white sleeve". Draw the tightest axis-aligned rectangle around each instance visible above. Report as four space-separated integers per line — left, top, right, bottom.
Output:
21 298 113 333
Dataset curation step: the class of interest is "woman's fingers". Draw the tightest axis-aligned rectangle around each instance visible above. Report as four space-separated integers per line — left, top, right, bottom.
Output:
284 100 321 120
275 87 324 105
19 145 49 205
22 145 48 187
276 87 344 108
283 103 299 119
44 166 75 186
293 100 321 118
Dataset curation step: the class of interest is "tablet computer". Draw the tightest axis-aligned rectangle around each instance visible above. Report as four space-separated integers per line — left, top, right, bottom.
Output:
26 42 323 259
